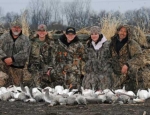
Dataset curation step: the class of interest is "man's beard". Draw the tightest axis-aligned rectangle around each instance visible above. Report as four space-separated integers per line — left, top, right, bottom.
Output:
12 32 20 36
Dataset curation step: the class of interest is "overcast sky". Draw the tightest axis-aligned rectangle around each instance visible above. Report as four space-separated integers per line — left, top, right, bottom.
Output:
0 0 150 14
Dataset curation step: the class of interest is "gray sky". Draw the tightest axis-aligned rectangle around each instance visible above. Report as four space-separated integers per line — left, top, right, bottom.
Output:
92 0 150 13
0 0 150 14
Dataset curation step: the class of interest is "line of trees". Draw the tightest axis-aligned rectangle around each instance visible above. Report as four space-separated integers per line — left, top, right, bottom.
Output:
0 0 150 33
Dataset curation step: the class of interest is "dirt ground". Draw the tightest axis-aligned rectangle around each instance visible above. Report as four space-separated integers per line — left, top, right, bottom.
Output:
0 99 150 115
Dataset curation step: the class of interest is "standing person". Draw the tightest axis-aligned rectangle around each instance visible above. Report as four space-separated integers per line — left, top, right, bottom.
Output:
110 25 143 92
0 19 30 87
28 24 54 88
82 26 112 90
51 27 85 89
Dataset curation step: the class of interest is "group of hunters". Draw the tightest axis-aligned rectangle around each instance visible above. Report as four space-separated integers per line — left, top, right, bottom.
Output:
0 19 148 93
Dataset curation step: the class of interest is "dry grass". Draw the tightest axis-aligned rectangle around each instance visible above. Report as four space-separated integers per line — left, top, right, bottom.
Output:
101 15 122 40
131 25 148 47
21 10 30 37
76 14 122 39
76 27 90 34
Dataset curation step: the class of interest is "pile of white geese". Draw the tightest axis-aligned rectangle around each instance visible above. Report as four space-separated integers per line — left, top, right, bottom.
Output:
0 85 149 106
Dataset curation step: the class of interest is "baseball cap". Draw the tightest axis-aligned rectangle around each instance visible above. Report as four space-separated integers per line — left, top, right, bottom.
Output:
38 24 47 31
66 27 76 34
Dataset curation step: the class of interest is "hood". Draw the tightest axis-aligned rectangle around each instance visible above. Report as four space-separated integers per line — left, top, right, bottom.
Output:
111 25 147 48
91 35 107 50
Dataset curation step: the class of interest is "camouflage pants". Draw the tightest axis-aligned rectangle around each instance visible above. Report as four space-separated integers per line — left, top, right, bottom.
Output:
22 68 33 87
112 67 144 92
29 64 52 88
0 61 23 87
82 72 112 90
137 65 150 89
51 70 82 89
30 71 51 88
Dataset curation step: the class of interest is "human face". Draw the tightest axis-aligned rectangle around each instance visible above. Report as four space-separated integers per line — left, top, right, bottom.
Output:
37 30 47 39
65 33 76 43
11 26 22 36
118 27 127 41
91 33 99 42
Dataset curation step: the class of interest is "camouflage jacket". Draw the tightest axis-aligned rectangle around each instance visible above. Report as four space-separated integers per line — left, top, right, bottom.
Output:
53 34 84 73
0 31 30 68
52 34 85 86
83 35 112 90
84 35 111 73
28 37 54 72
110 31 142 74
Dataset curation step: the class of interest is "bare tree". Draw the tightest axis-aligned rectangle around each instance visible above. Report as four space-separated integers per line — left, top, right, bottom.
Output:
124 7 150 32
89 11 101 27
28 0 53 30
2 12 19 29
63 0 91 29
51 0 61 22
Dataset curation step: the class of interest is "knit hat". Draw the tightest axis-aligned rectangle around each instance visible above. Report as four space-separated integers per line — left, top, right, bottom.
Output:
38 24 47 31
66 27 76 34
10 19 22 28
90 26 101 34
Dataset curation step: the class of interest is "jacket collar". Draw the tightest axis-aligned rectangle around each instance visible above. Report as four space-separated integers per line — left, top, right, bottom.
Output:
59 34 79 47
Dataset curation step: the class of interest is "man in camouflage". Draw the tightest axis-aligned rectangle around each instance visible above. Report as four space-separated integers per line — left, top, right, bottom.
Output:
51 27 85 89
28 24 54 88
0 19 30 87
110 25 144 92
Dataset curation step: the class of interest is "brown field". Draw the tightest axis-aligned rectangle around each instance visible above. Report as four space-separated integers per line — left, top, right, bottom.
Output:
0 99 150 115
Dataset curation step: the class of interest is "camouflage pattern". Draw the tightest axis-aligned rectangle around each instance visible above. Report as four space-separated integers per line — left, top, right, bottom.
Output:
90 26 101 34
110 25 144 92
82 36 112 90
10 19 22 28
0 71 9 86
0 32 30 67
38 24 47 31
0 60 23 87
0 27 4 36
138 49 150 89
22 67 33 86
51 34 85 89
28 36 54 88
0 31 30 86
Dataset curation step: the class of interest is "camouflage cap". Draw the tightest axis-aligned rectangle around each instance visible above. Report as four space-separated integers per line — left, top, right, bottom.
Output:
10 19 22 28
37 24 47 31
90 26 101 34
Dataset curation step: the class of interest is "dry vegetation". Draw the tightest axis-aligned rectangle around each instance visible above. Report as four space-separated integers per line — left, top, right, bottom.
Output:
132 26 148 47
76 27 91 35
76 14 122 39
101 15 122 40
14 11 148 48
21 10 30 37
